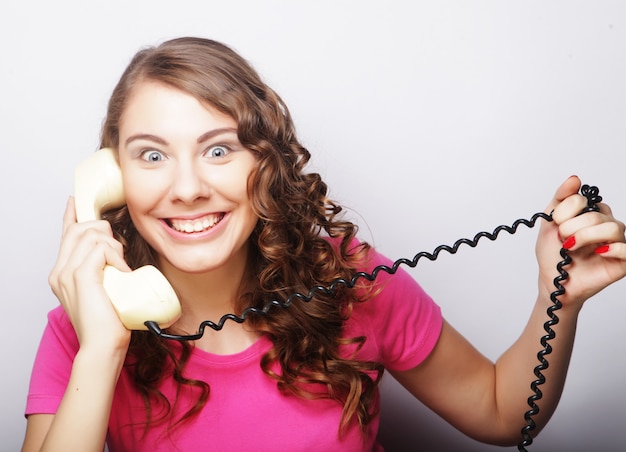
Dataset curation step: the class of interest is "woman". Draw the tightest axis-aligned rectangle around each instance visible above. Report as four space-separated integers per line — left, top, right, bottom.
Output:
22 37 626 451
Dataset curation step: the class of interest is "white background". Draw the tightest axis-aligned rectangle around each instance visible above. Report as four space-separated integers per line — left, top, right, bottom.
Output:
2 1 625 450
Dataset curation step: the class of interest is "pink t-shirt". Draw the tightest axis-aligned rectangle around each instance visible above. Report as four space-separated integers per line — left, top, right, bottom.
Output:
26 246 442 451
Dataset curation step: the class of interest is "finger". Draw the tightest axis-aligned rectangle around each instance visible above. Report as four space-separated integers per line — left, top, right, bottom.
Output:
563 220 626 252
61 196 77 236
51 224 129 293
552 193 588 225
594 241 626 259
57 240 129 304
557 210 604 241
72 241 131 279
104 243 132 272
596 202 614 217
56 220 120 267
545 175 582 213
67 228 129 270
558 202 620 240
51 235 130 300
67 244 130 335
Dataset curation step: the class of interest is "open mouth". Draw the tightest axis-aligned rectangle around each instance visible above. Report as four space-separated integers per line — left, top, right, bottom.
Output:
167 213 225 233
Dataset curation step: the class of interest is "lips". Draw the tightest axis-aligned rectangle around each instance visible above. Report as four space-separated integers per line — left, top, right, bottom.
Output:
167 213 225 233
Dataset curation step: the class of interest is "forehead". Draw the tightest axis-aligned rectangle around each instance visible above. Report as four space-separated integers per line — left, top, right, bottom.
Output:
120 81 237 136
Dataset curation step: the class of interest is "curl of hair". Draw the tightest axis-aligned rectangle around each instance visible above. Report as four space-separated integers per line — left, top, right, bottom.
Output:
101 37 383 436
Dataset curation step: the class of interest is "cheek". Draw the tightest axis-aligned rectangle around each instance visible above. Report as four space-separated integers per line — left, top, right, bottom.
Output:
215 164 255 203
122 171 163 216
122 178 143 213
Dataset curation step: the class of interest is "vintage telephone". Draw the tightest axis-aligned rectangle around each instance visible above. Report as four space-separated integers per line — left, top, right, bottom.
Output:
73 147 182 330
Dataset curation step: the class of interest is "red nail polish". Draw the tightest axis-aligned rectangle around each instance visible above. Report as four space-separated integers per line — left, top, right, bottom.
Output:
562 236 576 250
594 245 610 254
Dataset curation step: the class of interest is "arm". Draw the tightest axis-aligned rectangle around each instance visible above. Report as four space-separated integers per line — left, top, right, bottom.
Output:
22 198 131 452
23 350 126 452
392 176 626 445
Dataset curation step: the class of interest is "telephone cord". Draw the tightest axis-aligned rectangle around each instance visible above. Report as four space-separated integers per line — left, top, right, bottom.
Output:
144 184 602 451
518 183 601 450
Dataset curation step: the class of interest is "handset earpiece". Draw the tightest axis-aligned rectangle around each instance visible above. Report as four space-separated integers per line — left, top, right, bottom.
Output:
74 148 181 330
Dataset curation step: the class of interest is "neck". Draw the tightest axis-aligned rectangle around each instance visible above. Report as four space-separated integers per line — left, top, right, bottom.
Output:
156 245 261 354
158 246 251 331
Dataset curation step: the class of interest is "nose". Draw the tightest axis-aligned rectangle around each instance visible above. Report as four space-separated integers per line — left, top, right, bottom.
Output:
169 157 211 204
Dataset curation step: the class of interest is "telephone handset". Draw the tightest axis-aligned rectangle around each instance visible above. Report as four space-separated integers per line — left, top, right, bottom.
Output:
74 147 182 330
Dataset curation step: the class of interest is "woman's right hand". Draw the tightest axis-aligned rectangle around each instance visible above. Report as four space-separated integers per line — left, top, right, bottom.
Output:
48 197 132 351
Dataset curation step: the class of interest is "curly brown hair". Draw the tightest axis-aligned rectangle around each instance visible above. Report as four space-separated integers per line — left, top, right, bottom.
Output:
100 37 383 437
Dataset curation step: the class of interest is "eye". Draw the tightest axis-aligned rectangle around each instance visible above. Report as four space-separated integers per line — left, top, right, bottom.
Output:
140 150 165 162
207 145 229 158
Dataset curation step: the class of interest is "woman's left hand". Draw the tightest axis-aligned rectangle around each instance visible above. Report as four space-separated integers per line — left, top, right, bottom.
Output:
536 175 626 310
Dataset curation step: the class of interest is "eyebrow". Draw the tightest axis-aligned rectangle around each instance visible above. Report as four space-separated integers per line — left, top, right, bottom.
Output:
124 127 238 147
196 127 238 144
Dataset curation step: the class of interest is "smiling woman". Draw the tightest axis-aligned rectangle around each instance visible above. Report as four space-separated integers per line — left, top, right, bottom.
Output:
21 37 626 452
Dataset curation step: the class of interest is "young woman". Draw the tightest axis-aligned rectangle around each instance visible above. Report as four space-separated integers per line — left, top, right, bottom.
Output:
22 37 626 451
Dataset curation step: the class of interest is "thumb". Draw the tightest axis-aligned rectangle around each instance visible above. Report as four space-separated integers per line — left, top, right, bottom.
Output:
546 175 582 213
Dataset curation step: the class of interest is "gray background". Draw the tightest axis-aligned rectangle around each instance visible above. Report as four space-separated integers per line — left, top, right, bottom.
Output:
2 1 625 450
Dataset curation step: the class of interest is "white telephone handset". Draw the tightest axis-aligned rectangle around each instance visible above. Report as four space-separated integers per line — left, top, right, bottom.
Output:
74 148 181 330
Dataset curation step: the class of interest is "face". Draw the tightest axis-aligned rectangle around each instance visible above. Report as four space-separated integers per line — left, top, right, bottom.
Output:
117 81 259 276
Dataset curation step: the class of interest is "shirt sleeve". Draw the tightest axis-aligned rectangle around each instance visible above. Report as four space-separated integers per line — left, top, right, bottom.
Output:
345 245 443 372
25 306 79 416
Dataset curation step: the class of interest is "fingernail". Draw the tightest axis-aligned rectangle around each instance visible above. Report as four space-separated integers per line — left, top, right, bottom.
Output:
594 245 610 254
562 236 576 250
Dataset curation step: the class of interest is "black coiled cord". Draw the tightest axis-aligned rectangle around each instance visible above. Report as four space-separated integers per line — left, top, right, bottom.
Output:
518 183 602 451
145 211 553 340
144 184 602 451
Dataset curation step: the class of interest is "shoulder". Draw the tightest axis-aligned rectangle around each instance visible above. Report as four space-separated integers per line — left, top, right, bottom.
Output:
342 241 443 371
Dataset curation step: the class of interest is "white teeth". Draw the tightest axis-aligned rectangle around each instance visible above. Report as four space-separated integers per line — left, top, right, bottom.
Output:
170 214 223 233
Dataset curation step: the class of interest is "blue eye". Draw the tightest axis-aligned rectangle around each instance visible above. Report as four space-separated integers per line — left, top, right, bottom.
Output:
141 150 165 162
208 146 229 158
